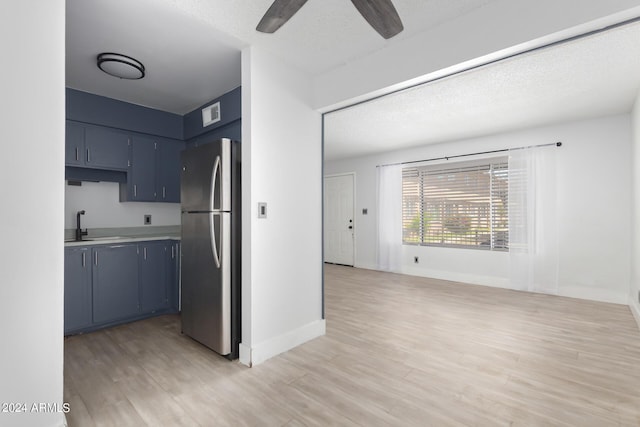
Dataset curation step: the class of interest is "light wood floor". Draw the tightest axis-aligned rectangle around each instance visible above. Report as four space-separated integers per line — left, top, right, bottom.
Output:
64 265 640 426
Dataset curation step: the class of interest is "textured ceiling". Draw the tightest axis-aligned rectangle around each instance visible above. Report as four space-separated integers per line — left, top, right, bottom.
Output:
65 0 498 114
323 21 640 161
169 0 497 75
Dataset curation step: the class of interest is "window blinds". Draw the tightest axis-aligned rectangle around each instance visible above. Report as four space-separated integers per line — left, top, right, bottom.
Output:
402 159 508 250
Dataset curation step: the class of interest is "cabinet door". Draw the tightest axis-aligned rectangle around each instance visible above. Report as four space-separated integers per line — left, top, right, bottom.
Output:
65 121 85 166
92 245 139 324
139 241 168 313
85 126 130 170
157 139 184 203
129 135 157 201
64 247 92 333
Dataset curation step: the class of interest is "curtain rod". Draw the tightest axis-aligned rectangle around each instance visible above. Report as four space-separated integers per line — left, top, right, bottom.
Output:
377 141 561 168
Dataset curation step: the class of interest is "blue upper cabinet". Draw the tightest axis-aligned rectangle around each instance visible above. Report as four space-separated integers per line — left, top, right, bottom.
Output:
65 121 85 166
84 125 130 170
65 120 130 171
128 135 158 201
66 89 183 140
120 136 184 203
65 87 239 204
65 87 184 175
157 138 184 203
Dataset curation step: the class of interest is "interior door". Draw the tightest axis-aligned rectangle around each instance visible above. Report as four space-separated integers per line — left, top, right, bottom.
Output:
324 174 355 266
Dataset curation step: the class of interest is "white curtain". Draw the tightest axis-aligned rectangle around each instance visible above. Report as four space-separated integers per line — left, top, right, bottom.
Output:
377 164 403 272
508 146 559 294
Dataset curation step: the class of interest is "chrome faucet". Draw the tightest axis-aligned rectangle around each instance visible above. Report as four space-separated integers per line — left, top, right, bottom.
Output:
75 210 88 241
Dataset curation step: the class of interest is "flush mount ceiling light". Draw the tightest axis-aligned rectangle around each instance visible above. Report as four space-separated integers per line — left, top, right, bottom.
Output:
97 53 145 79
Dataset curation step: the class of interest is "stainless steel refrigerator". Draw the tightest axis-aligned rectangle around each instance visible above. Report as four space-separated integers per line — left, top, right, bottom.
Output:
180 139 241 359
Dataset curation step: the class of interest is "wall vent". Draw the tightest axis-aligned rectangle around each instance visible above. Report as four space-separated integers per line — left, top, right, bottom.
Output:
202 101 221 127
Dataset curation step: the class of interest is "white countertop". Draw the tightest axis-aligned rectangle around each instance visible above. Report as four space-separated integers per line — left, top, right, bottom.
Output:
64 235 180 247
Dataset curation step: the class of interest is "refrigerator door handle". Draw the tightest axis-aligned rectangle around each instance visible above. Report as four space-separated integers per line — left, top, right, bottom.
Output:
211 155 221 211
210 214 221 269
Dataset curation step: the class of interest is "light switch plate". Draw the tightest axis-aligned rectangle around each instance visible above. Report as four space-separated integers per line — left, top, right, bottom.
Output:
258 202 267 219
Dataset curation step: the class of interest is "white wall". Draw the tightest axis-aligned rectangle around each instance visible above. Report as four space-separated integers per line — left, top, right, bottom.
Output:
0 1 65 427
326 114 632 305
64 182 181 229
313 1 640 111
631 91 640 327
240 46 324 366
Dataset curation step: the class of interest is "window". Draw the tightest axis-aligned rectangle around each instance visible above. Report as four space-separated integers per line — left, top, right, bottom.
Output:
402 158 508 250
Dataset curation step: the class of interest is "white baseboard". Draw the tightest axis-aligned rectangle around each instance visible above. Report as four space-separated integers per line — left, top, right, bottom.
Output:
239 319 326 367
400 265 511 289
557 286 628 305
353 262 378 271
239 343 252 367
630 300 640 331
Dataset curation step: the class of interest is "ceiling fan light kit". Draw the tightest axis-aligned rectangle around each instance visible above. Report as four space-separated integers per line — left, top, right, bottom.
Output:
257 0 403 39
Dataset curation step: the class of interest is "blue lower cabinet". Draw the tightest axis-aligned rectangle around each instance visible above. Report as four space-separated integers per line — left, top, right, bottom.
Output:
92 244 140 324
139 241 169 313
64 240 180 335
64 247 92 334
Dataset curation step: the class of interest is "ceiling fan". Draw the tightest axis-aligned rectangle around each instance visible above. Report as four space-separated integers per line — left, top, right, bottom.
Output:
256 0 404 39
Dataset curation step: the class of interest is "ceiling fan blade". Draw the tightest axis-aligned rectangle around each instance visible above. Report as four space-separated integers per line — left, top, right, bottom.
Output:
350 0 404 39
256 0 309 33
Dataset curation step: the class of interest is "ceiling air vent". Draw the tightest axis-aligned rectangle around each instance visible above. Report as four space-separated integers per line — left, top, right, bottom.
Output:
202 102 221 127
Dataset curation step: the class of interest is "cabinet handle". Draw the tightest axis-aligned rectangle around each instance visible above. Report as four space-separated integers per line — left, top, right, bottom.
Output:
81 252 85 267
86 148 91 163
163 186 166 199
171 245 174 258
143 247 147 260
75 147 79 162
94 251 98 266
134 184 137 197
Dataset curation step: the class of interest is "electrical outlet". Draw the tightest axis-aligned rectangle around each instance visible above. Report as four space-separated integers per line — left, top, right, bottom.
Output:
414 256 419 264
144 214 152 225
